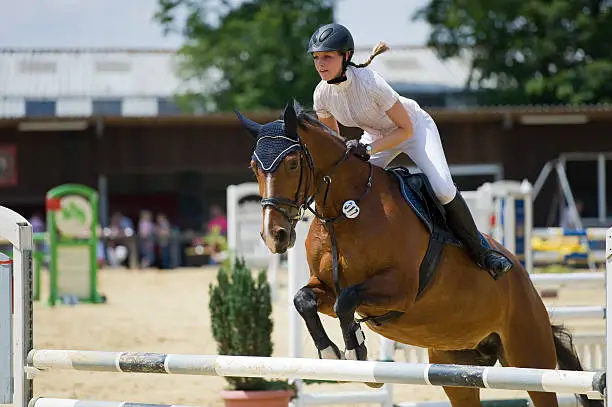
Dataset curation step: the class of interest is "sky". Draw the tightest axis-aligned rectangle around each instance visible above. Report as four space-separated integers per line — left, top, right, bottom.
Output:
0 0 432 49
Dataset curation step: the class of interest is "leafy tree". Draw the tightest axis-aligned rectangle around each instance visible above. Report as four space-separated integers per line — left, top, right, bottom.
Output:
155 0 334 112
413 0 612 105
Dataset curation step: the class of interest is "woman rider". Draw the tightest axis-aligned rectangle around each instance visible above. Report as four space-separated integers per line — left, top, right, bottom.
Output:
308 23 513 279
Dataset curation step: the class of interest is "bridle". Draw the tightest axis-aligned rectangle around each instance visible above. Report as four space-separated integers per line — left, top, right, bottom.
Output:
259 124 374 295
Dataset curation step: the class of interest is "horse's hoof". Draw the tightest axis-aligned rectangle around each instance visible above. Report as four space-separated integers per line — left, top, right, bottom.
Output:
345 343 368 361
318 344 344 360
365 382 384 389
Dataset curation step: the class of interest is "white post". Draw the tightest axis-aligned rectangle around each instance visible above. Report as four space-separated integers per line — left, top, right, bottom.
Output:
0 253 12 403
226 183 281 301
267 254 280 303
226 185 238 258
492 197 504 245
0 206 33 407
523 184 534 273
287 215 311 359
287 212 313 407
606 227 612 407
503 195 516 255
378 337 395 407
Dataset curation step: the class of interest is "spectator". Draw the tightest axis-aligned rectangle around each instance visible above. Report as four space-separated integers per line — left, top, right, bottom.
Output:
156 213 172 269
119 212 134 231
29 212 45 233
138 210 156 268
29 212 47 262
207 204 227 235
106 211 132 268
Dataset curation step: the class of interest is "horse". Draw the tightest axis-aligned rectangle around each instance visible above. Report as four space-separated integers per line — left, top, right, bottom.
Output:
235 101 601 407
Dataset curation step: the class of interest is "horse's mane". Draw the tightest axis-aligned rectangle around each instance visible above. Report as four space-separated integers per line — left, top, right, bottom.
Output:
292 102 348 144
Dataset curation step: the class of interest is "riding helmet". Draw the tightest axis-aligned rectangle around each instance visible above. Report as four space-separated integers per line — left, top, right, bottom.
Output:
307 23 354 54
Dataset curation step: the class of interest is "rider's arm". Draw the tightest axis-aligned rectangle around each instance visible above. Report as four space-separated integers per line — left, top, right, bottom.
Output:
318 114 341 137
369 101 414 154
313 84 341 137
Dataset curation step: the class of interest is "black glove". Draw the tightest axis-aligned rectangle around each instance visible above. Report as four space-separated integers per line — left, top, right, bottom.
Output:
345 139 370 161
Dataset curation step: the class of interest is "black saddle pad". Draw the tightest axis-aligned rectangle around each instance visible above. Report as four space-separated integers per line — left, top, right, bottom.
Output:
386 166 491 249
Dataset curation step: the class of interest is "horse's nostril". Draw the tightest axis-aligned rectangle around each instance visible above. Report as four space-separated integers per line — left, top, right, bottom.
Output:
275 228 288 243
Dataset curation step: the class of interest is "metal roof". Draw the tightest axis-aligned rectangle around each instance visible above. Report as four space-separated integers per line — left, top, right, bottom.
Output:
0 48 209 99
0 46 471 118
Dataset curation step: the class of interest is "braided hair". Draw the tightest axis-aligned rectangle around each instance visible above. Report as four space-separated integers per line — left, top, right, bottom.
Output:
348 42 390 68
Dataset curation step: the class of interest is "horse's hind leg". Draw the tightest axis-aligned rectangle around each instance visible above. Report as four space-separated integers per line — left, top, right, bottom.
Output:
428 342 499 407
501 314 559 407
293 277 343 359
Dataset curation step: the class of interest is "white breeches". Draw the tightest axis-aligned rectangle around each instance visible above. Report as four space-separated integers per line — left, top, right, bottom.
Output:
361 112 457 205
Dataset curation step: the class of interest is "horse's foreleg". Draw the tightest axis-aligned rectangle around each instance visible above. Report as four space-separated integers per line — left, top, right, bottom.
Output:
334 285 368 361
293 277 343 360
335 269 411 361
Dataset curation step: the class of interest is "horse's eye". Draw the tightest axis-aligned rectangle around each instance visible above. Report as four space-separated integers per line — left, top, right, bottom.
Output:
287 159 299 171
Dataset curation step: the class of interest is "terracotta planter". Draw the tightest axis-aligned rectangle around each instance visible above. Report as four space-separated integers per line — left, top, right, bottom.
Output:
220 389 295 407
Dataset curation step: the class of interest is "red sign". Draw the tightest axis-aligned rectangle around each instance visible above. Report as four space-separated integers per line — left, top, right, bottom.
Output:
46 197 62 211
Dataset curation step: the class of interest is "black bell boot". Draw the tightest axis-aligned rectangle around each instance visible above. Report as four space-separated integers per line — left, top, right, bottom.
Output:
443 192 514 279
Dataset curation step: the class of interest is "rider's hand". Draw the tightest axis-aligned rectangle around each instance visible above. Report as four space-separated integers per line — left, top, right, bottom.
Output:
345 139 370 161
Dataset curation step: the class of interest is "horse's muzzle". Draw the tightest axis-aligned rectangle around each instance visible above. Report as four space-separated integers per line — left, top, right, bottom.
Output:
261 225 296 254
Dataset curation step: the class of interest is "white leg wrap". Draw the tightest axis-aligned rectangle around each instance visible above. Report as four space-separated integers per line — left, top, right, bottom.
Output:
344 324 366 360
319 346 343 360
345 349 358 360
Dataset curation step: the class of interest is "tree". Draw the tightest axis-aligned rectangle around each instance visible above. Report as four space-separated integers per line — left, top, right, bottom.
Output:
154 0 334 112
413 0 612 105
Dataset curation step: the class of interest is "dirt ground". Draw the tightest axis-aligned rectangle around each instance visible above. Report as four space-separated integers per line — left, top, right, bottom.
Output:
32 266 605 407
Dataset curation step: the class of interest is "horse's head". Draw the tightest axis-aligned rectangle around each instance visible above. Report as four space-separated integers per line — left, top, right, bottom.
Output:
236 101 345 254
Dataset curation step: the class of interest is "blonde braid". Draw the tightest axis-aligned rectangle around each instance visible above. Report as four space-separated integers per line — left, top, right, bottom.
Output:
349 41 390 68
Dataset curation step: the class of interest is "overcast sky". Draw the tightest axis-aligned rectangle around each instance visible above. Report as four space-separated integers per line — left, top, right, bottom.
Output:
0 0 431 49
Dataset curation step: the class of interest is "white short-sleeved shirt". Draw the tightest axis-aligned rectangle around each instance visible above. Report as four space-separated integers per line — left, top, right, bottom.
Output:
313 65 425 144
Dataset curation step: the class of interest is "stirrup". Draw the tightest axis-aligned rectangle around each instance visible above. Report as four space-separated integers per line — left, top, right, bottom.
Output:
476 249 513 280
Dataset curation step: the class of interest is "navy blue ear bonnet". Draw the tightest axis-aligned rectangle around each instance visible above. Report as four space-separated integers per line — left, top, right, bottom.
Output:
252 120 302 173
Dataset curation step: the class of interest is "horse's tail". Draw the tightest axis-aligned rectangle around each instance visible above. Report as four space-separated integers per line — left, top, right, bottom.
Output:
551 324 603 407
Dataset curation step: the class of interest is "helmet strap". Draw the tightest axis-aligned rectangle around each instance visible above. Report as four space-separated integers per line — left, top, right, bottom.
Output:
326 51 353 85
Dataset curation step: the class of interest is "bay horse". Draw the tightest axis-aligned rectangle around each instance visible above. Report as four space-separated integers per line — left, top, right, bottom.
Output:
235 101 600 407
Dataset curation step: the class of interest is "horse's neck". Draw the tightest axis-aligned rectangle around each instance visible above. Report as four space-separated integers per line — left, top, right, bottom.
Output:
309 150 371 219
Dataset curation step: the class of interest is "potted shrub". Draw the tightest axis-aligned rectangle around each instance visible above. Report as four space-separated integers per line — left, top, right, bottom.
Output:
209 257 296 407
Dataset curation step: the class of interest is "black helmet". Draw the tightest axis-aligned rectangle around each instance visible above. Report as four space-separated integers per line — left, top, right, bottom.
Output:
307 23 354 54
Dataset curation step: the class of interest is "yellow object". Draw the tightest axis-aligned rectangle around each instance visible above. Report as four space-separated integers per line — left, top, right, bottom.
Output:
530 236 587 254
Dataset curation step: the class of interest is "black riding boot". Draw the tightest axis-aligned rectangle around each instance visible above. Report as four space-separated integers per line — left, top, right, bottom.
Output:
444 192 513 279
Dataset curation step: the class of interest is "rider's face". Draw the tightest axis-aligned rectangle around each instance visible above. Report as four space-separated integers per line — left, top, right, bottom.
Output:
313 51 344 81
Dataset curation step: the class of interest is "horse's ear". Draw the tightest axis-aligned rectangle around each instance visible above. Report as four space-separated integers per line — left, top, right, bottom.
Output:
292 99 303 114
283 103 298 138
234 109 262 138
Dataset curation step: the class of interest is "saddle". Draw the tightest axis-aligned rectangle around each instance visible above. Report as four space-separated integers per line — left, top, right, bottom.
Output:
386 166 492 300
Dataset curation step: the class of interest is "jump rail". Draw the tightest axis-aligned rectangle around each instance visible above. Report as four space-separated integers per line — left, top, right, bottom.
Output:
27 350 605 398
530 272 605 287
